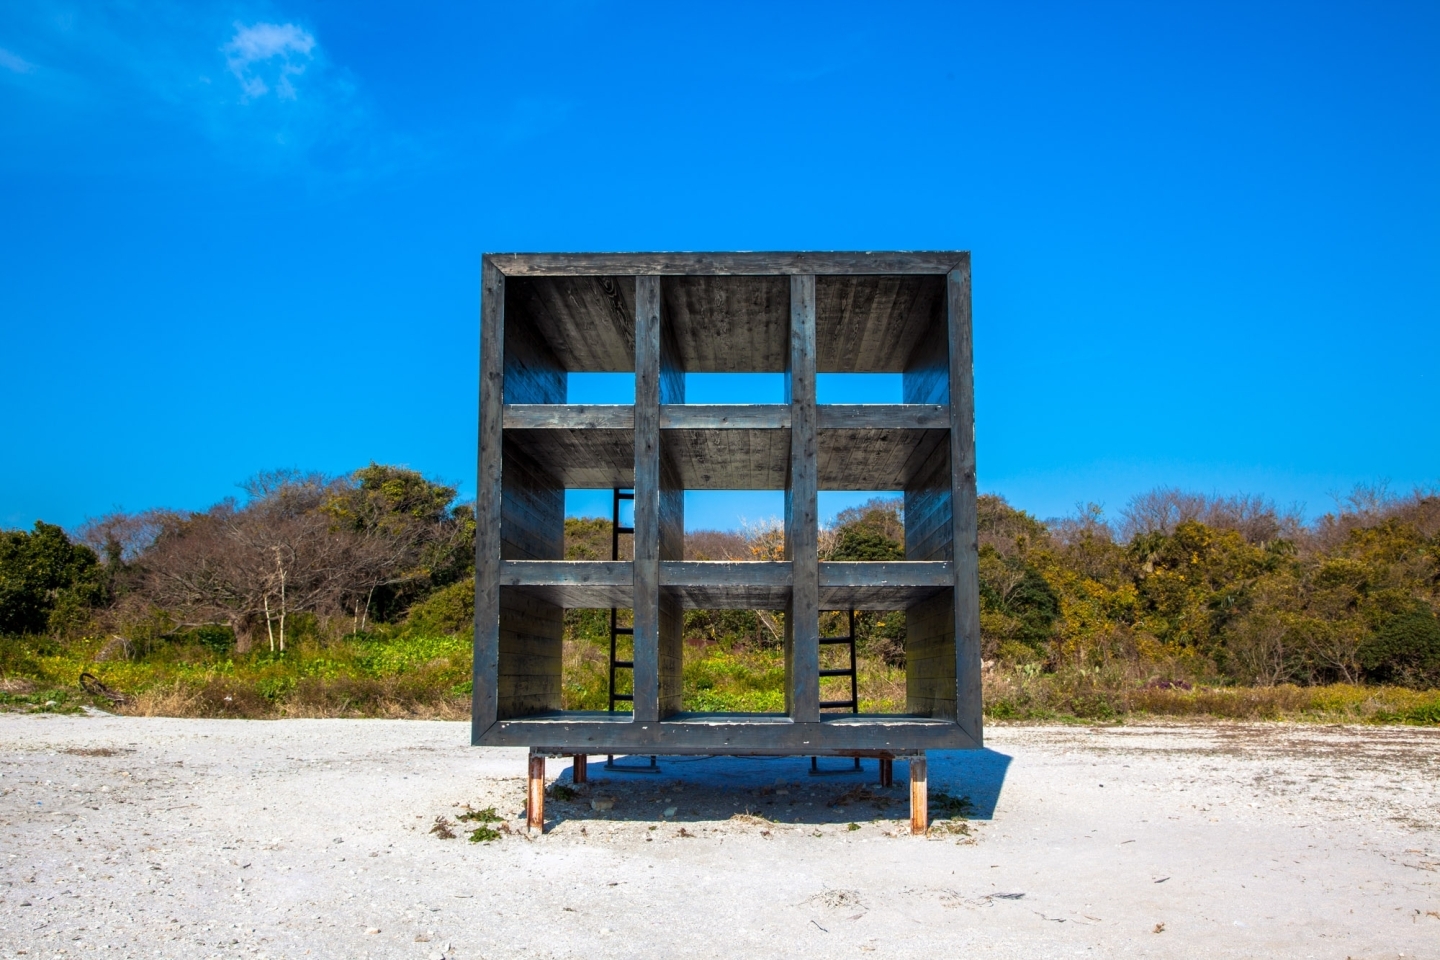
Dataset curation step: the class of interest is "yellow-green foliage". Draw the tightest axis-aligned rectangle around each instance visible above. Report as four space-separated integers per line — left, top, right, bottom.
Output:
0 629 472 719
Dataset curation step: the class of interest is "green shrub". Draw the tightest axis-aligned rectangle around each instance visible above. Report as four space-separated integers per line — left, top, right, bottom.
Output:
1361 611 1440 685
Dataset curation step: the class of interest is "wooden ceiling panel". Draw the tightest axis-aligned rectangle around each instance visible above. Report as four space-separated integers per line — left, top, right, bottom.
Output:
662 276 790 372
815 275 947 372
506 276 636 372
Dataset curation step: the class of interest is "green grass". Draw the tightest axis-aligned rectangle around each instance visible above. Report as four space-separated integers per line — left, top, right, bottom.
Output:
2 628 1436 725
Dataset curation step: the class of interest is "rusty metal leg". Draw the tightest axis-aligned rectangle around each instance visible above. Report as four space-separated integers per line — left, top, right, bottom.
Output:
527 753 546 833
572 754 587 784
879 757 893 789
909 754 928 835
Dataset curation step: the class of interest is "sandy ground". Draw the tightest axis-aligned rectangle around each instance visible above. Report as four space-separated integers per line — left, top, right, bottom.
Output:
0 715 1437 960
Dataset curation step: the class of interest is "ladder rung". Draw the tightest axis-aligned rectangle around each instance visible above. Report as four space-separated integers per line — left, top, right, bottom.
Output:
611 626 633 635
819 699 857 709
818 668 855 677
611 693 634 701
616 492 634 500
612 660 634 669
819 636 854 644
615 526 634 534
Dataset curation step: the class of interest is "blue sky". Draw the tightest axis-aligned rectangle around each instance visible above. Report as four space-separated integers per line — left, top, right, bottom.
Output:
1 1 1436 533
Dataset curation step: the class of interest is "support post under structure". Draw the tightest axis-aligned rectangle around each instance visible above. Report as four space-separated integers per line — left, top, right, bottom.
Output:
572 754 587 784
909 753 928 835
527 753 546 833
879 757 894 789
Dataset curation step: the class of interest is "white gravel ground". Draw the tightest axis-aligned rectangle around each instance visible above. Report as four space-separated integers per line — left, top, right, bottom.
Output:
0 714 1437 959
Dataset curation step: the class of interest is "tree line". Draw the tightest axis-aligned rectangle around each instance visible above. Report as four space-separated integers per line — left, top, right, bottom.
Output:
1 467 1437 688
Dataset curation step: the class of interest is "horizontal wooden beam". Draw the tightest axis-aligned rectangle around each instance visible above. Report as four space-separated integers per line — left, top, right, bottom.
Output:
503 405 634 429
819 561 952 587
816 404 949 430
504 404 948 432
500 560 632 586
486 252 968 278
499 560 952 589
661 405 789 429
478 713 979 751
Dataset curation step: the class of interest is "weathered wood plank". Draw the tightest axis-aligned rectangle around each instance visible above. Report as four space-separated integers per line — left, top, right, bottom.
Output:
660 561 792 587
817 562 952 587
502 290 567 404
500 561 633 586
504 405 634 429
502 429 633 488
497 586 563 719
904 441 953 562
947 264 983 747
663 275 790 372
658 317 685 719
479 717 979 752
660 405 790 429
818 585 947 610
665 428 790 489
661 585 791 610
815 275 948 372
488 252 967 277
816 427 949 490
507 275 635 373
786 274 820 723
632 275 662 723
815 404 948 430
499 438 565 561
473 258 505 741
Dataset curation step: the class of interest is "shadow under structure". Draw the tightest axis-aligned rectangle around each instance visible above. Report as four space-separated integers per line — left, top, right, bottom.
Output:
471 251 981 835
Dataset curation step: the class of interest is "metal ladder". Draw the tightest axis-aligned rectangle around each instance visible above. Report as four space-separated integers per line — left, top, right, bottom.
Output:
606 488 658 773
812 609 862 775
608 487 635 713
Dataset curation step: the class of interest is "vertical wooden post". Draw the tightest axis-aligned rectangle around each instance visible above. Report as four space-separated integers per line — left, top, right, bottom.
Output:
527 753 546 833
472 258 505 743
909 753 928 835
879 756 893 789
785 274 820 723
572 754 587 784
946 261 983 746
632 276 662 722
657 301 686 719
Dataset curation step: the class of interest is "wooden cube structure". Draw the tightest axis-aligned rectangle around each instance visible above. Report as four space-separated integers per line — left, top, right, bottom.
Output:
471 252 981 833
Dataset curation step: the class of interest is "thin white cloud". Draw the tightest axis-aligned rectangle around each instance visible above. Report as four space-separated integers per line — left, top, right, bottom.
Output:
0 46 36 74
224 21 315 101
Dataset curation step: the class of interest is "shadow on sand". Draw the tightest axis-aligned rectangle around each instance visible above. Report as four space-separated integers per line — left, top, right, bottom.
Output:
537 749 1012 830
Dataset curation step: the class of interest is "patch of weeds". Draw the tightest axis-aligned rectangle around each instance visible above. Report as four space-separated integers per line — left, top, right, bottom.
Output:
429 817 456 840
927 820 972 839
729 811 772 826
456 806 502 824
675 827 695 838
930 792 975 819
0 688 84 714
467 825 501 843
63 747 132 757
547 783 579 802
847 822 860 831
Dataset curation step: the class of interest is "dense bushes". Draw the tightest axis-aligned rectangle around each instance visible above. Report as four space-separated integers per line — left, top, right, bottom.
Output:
0 471 1437 721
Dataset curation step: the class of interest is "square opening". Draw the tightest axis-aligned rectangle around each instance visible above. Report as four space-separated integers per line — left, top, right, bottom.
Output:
685 491 785 547
683 373 786 405
680 606 787 715
816 373 902 405
568 372 634 405
560 498 634 713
